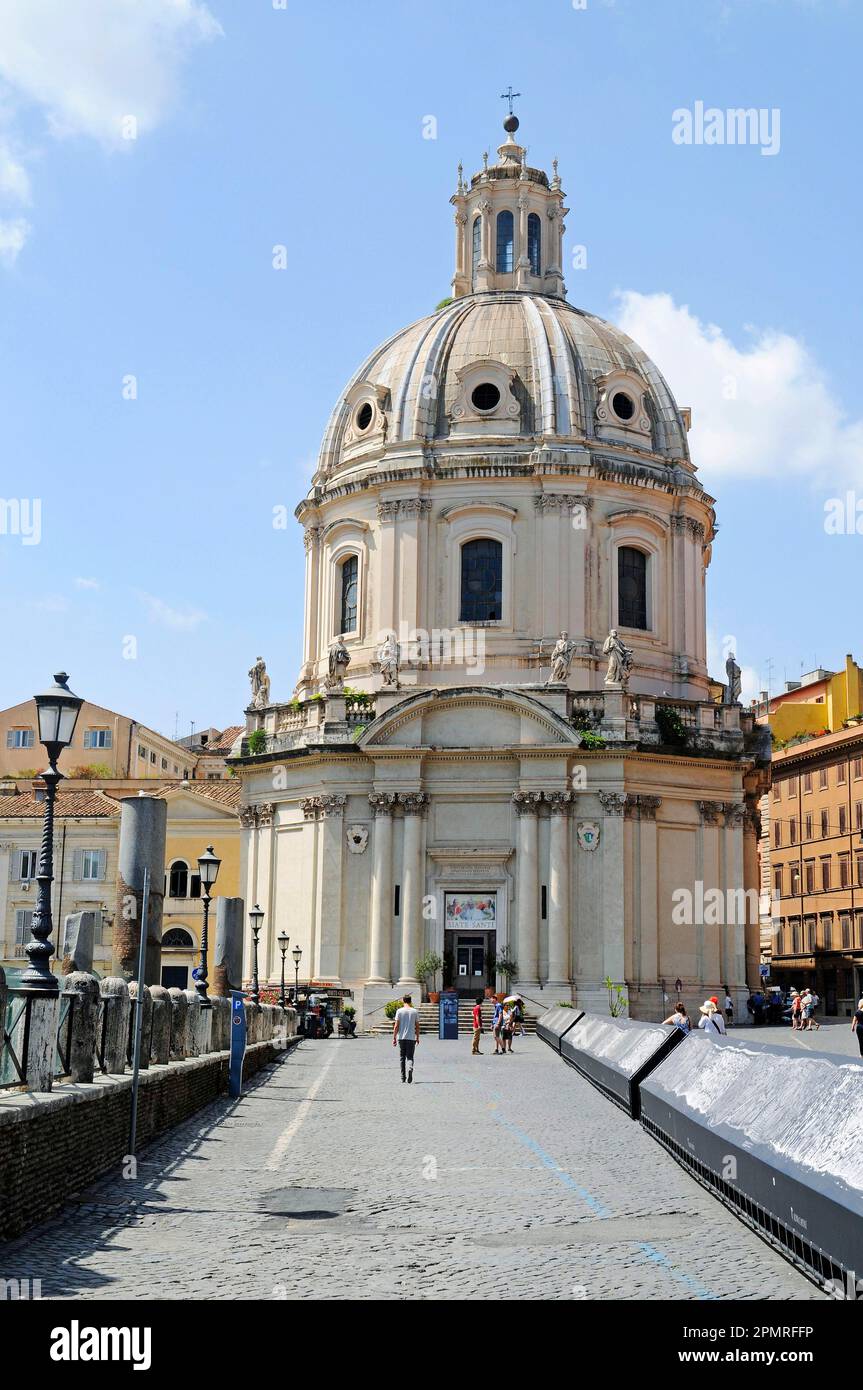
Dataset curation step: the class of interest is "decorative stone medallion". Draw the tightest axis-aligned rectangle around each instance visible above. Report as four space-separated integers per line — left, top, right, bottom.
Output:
346 824 369 854
576 821 601 851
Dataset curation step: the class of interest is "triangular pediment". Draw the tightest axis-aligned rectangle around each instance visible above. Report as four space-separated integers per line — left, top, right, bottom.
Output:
357 687 581 751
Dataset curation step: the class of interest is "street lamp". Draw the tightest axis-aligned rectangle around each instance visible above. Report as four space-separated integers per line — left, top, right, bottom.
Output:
21 673 83 992
195 845 221 1007
277 931 290 1008
292 943 302 1002
249 903 264 1004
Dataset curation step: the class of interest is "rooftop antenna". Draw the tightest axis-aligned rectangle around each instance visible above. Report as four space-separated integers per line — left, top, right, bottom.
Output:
764 656 774 698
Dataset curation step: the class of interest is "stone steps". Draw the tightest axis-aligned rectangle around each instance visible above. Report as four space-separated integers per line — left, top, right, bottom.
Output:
368 1002 538 1036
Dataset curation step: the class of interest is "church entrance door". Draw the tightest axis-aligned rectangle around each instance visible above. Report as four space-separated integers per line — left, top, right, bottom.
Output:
450 930 496 997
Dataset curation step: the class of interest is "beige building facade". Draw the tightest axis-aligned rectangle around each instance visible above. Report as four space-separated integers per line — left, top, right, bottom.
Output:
0 698 195 783
232 118 768 1029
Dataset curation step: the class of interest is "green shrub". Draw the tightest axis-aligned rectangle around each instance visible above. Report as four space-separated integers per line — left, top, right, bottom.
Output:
384 999 402 1020
655 705 687 746
579 730 606 750
246 729 268 754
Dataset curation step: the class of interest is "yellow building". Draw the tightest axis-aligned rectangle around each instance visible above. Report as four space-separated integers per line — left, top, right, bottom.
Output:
0 697 196 782
760 654 863 744
0 779 241 988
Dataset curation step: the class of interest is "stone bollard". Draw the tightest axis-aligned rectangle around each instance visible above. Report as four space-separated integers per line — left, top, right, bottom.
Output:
128 982 153 1070
244 1002 254 1044
287 1006 297 1038
168 988 189 1059
99 978 131 1075
64 972 101 1083
212 996 231 1051
149 985 171 1064
61 911 97 975
21 994 60 1092
183 989 201 1056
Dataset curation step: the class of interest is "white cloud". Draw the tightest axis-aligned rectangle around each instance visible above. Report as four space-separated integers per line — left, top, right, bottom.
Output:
139 591 207 632
614 290 863 487
0 0 222 146
0 216 29 264
74 576 99 590
0 139 30 201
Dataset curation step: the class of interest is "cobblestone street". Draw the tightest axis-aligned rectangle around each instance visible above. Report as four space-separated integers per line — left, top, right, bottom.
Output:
3 1037 823 1301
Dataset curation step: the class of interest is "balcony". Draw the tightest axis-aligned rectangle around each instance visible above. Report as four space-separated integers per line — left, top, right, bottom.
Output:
231 685 765 766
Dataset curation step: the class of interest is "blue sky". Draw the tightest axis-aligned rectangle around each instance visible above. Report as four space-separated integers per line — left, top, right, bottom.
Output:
1 0 861 734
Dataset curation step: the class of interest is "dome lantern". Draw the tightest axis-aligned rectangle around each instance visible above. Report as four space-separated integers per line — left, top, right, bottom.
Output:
451 107 567 300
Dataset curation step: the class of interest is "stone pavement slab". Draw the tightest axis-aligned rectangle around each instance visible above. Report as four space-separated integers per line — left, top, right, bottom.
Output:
0 1036 824 1301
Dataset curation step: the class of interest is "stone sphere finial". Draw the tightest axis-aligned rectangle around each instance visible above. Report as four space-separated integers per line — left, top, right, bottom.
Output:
503 113 519 135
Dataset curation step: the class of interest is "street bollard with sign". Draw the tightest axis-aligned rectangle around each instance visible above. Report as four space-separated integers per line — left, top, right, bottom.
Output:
228 989 247 1097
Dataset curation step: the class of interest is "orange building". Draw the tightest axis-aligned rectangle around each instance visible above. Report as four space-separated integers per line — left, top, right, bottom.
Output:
769 724 863 1015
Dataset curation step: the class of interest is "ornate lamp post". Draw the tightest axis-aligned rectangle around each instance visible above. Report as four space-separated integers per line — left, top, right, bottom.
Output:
249 903 264 1004
195 845 221 1007
21 673 83 992
277 931 290 1007
292 943 302 1003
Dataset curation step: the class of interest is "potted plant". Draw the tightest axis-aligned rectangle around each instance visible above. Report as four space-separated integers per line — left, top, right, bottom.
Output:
415 950 444 1003
490 946 518 992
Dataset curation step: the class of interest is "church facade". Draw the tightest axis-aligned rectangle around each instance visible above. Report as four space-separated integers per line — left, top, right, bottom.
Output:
232 117 768 1028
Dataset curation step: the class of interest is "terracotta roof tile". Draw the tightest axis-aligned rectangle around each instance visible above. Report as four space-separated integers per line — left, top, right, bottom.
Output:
144 780 242 808
0 789 121 819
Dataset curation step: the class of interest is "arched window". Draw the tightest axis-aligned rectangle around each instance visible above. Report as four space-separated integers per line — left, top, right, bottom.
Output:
495 211 514 273
168 860 189 898
471 215 482 281
618 547 648 630
339 554 358 634
162 927 195 949
527 213 541 276
460 538 503 622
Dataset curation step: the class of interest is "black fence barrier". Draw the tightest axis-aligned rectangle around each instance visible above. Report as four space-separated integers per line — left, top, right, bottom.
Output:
640 1031 863 1293
556 1012 686 1118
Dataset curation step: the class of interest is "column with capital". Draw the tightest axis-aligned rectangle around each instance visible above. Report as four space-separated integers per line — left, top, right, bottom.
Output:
396 793 428 991
722 801 747 1008
546 792 574 988
513 792 542 987
597 791 627 993
314 795 346 982
367 792 397 984
515 194 530 289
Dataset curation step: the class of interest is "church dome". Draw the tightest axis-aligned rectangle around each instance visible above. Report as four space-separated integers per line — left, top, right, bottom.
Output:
315 291 692 482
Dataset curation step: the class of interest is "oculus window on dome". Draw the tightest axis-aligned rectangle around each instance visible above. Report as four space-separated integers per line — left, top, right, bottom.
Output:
612 391 635 422
618 546 648 630
471 382 501 413
355 402 373 432
460 538 503 622
496 210 514 273
340 554 359 633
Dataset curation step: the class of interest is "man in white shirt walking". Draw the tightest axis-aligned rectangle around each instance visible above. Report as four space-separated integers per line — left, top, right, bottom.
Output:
392 994 420 1083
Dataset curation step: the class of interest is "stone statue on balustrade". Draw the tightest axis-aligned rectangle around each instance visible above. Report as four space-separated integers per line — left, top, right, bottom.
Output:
327 637 351 690
724 652 742 705
603 629 634 690
547 631 575 685
248 656 271 710
377 633 400 687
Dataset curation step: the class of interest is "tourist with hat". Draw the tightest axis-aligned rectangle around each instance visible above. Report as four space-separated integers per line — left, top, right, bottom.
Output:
698 1000 726 1035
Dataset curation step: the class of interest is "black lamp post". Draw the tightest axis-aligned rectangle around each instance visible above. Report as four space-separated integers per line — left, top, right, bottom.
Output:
292 943 302 1002
249 904 264 1004
21 673 83 992
277 931 290 1007
195 845 221 1007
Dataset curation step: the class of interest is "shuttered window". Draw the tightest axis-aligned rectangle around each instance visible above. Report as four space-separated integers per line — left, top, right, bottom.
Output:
14 909 32 951
83 729 112 750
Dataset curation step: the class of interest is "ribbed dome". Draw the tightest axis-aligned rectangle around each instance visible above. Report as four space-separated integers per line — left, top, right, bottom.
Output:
316 292 691 479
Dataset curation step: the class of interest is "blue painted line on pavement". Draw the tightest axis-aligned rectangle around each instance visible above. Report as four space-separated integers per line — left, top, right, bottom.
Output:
465 1075 718 1301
